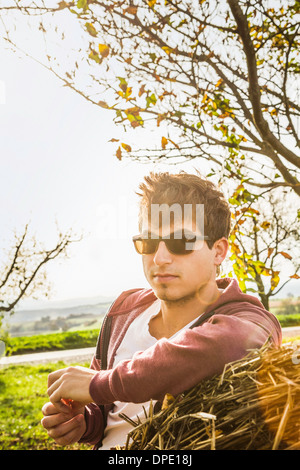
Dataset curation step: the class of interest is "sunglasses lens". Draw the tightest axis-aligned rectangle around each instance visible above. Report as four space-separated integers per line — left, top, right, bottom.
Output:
133 234 198 255
133 239 158 255
166 238 196 254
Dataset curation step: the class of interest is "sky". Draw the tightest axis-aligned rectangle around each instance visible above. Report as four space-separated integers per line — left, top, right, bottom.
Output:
0 15 202 307
0 7 298 309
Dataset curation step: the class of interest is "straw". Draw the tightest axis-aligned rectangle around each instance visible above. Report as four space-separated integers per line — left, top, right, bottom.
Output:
117 343 300 450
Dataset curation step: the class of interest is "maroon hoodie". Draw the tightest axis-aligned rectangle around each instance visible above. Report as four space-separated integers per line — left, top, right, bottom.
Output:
80 277 282 447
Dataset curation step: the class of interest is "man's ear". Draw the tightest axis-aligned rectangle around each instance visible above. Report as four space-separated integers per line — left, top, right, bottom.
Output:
214 237 229 266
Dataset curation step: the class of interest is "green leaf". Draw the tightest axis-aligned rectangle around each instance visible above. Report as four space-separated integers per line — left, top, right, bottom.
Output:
89 50 101 63
146 93 157 108
118 77 128 86
117 77 128 92
77 0 87 9
149 53 157 62
85 22 97 37
228 197 241 206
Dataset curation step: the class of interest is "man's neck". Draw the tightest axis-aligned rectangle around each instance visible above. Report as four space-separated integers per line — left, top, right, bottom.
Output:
149 283 222 340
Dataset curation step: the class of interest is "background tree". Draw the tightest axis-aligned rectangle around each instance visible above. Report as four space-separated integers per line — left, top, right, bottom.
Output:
1 0 298 193
227 185 300 309
0 224 80 324
1 0 299 301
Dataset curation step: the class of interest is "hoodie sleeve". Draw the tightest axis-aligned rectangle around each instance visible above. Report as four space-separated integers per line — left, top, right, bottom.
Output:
77 355 106 447
78 402 105 446
89 306 282 406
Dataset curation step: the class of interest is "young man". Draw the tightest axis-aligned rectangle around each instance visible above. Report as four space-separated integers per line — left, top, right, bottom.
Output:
41 172 282 450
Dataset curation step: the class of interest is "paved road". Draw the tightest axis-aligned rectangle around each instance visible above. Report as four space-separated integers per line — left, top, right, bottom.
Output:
0 347 95 366
0 327 299 367
281 326 300 339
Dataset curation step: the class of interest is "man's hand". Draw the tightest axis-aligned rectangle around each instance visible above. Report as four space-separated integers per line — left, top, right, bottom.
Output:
47 365 98 412
41 402 86 446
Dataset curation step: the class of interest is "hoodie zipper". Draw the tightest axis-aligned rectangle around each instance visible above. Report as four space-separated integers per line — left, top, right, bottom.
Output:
189 309 216 329
95 291 156 368
95 299 116 368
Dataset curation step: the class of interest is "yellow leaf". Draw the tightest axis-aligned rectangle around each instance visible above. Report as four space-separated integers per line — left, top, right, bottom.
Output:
98 100 110 108
162 46 174 55
125 87 133 100
202 92 208 104
241 207 260 216
157 114 166 127
125 107 141 116
98 44 110 58
271 271 280 290
139 84 146 97
161 393 175 410
215 78 224 88
148 0 157 7
290 274 300 279
116 146 122 160
121 143 132 152
57 1 68 9
262 268 271 276
267 247 274 258
123 6 138 15
279 251 292 260
260 221 271 230
161 136 168 149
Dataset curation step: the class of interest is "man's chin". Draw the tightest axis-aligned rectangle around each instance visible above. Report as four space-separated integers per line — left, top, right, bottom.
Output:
152 285 175 300
153 285 193 304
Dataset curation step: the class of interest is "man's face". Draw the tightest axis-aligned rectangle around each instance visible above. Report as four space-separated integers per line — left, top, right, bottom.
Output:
140 210 224 304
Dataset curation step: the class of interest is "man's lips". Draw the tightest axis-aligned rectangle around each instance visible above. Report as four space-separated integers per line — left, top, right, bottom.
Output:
152 273 179 282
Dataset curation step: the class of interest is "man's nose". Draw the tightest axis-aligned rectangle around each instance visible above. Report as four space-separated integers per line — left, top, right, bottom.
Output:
153 241 173 265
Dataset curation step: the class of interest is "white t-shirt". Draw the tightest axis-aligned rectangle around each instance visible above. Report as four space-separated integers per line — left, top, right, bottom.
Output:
100 298 204 450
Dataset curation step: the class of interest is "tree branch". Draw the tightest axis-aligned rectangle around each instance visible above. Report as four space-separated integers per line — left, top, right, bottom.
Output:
227 0 300 168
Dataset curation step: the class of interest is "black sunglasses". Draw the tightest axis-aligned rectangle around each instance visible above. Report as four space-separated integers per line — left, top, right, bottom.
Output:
132 231 209 255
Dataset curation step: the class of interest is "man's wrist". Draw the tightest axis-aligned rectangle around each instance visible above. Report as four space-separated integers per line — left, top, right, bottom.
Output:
89 370 114 405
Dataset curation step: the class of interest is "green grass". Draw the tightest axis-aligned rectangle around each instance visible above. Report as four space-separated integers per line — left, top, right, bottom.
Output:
283 335 300 343
5 329 99 356
0 362 91 450
275 314 300 328
1 334 299 450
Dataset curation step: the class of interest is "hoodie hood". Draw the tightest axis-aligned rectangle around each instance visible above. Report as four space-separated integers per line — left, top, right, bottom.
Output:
209 277 267 313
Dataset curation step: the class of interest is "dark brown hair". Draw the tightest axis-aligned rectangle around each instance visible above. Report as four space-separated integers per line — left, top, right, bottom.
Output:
136 171 231 249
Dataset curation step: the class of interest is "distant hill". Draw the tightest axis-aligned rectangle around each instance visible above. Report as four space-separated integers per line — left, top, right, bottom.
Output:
14 294 115 311
2 296 114 337
4 301 112 325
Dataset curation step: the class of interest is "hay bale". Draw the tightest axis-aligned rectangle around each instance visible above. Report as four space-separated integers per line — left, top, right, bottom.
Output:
120 343 300 450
